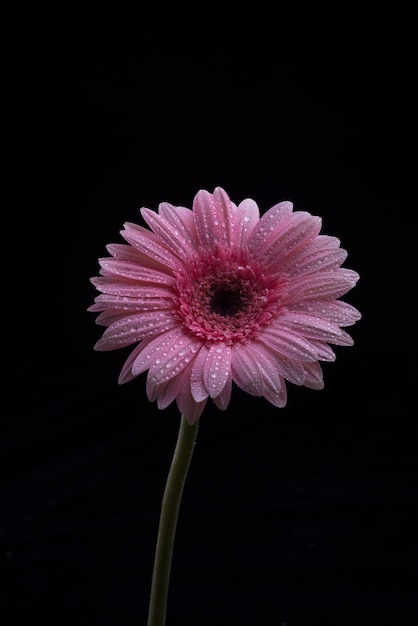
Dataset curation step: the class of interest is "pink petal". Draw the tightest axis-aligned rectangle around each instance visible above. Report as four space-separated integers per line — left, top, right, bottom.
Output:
280 240 348 276
193 187 236 249
140 207 198 258
98 258 175 285
256 341 306 385
95 311 178 350
132 327 202 385
302 361 324 390
176 371 208 425
234 198 260 247
263 380 288 407
244 341 284 395
106 243 158 265
231 343 264 396
177 397 207 425
203 342 232 399
92 293 174 312
283 269 360 303
90 277 172 298
277 311 354 345
212 375 232 410
289 300 361 326
247 200 293 257
259 324 319 361
262 212 322 267
158 203 199 249
308 339 336 362
118 342 148 384
190 344 211 402
147 369 188 409
121 222 180 270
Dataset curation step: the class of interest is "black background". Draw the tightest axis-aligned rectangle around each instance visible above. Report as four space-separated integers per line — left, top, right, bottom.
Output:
2 6 417 625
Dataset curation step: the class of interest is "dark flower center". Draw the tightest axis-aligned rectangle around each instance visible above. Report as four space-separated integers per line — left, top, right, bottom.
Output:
209 286 243 317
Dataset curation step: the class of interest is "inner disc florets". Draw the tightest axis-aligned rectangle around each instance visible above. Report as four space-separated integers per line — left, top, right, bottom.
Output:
174 250 287 344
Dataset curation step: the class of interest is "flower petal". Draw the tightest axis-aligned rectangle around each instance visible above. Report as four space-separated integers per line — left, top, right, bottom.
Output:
283 269 360 303
247 200 293 258
203 342 232 399
90 277 172 297
231 343 264 396
212 375 232 410
262 212 322 267
234 198 260 247
118 342 149 384
158 203 199 250
94 311 178 350
256 341 306 385
177 387 207 425
259 324 319 361
190 344 211 402
121 222 180 270
140 206 198 258
302 361 324 390
245 341 284 396
289 300 361 326
132 327 202 385
280 237 347 276
98 257 175 285
277 311 355 345
92 293 174 312
193 187 236 249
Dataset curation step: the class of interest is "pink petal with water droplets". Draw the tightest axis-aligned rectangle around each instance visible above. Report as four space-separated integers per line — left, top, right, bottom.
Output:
90 277 174 299
245 341 284 395
249 342 288 406
280 239 347 276
247 200 293 257
118 342 149 384
106 243 160 266
256 341 306 385
203 342 232 399
260 324 319 361
190 344 211 402
92 293 174 312
146 370 185 410
308 339 336 362
193 187 235 249
176 367 208 424
132 327 202 385
234 198 260 247
289 300 361 326
92 308 131 327
121 222 180 270
231 343 264 396
302 361 325 389
277 311 354 345
94 311 178 350
140 207 198 258
98 257 176 285
283 269 360 304
158 203 199 249
212 375 232 410
262 212 322 267
263 381 288 408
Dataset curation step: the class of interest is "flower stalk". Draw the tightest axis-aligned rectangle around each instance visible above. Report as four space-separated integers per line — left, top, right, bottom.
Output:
147 415 199 626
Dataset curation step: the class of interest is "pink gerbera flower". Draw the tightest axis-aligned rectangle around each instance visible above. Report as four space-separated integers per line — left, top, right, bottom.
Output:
89 187 360 424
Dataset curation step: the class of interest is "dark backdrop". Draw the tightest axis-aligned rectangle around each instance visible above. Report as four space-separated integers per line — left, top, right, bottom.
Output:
2 6 417 626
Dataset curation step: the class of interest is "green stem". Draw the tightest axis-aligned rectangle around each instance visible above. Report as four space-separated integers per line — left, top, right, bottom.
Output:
147 415 199 626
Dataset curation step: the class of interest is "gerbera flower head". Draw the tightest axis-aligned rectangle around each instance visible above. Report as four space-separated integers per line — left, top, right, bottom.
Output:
89 187 361 424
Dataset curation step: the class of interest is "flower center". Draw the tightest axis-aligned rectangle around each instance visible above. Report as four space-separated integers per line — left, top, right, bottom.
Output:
174 250 288 345
210 286 243 317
